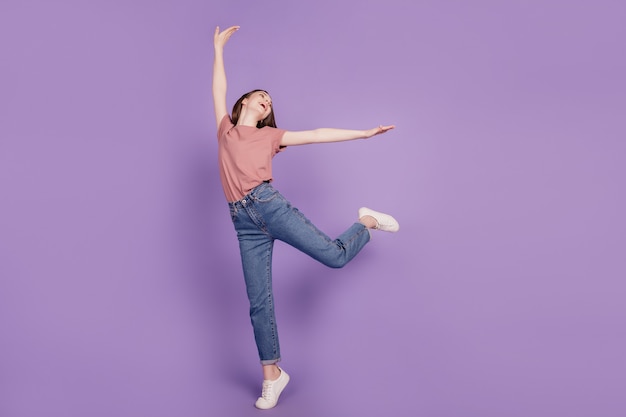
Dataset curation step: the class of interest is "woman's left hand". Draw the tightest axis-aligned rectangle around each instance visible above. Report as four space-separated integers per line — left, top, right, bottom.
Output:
365 125 395 138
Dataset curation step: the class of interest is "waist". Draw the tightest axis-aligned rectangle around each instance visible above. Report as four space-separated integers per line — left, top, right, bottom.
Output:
228 181 272 207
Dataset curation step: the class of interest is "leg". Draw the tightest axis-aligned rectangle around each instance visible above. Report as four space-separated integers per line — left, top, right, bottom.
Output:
237 226 289 410
232 200 282 364
230 190 292 409
237 232 281 364
264 195 371 268
241 183 400 268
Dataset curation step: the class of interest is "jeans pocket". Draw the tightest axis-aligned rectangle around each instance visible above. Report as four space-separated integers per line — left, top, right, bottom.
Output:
254 187 279 203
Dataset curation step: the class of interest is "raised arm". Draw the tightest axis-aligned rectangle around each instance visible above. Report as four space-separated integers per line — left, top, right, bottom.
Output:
280 125 395 147
213 25 240 127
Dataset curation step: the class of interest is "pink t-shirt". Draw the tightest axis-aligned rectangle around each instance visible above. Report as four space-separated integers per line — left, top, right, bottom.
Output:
217 115 287 202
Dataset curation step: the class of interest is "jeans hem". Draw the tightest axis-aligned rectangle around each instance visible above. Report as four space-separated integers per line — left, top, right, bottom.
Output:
260 358 281 366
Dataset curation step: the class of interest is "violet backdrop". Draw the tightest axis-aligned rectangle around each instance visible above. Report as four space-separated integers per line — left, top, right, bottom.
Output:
1 1 624 416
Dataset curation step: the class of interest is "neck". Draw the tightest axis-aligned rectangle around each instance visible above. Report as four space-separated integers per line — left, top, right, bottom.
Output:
237 108 261 127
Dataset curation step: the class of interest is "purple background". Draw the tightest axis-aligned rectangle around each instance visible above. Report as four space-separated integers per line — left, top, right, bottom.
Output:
1 1 624 416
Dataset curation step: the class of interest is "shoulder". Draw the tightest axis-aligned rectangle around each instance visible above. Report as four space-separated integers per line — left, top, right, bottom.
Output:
217 114 234 137
219 114 233 128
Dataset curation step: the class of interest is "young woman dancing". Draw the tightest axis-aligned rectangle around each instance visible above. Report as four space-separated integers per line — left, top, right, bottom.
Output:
213 25 400 409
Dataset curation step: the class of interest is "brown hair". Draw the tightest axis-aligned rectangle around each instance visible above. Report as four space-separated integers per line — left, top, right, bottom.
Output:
231 89 277 128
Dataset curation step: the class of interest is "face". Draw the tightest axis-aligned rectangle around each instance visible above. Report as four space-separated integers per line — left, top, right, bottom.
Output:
243 91 273 120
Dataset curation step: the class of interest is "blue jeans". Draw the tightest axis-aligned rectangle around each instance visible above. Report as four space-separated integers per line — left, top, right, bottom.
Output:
228 182 371 365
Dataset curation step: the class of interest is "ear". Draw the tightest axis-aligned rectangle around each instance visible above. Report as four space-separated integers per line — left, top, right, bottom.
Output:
242 98 248 106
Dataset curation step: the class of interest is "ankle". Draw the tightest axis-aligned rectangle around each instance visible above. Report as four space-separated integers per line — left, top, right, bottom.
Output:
263 364 281 381
359 215 378 229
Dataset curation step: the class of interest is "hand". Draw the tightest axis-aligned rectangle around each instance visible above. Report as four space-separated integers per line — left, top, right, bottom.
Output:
214 25 240 50
364 124 395 138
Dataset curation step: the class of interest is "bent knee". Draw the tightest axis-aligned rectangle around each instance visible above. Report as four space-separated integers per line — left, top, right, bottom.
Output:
323 258 349 269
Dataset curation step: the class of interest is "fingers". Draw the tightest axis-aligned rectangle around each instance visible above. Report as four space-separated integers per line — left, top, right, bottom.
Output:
364 125 392 138
215 25 239 32
222 25 240 37
215 25 240 47
366 124 394 138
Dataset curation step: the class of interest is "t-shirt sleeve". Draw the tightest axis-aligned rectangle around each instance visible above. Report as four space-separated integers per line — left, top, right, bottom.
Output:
217 114 233 140
269 128 287 155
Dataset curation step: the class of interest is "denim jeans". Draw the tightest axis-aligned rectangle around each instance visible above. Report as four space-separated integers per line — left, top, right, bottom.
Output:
228 182 371 365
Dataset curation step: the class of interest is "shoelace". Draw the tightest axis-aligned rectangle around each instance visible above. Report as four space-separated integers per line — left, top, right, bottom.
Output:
261 380 275 401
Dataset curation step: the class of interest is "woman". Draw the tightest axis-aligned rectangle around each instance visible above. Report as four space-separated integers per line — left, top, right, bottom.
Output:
213 25 399 409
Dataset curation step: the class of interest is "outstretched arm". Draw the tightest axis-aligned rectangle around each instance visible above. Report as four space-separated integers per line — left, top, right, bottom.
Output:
280 125 395 147
213 25 239 127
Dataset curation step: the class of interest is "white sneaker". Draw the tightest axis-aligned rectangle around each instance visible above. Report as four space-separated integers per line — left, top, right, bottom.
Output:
254 367 290 410
358 207 400 232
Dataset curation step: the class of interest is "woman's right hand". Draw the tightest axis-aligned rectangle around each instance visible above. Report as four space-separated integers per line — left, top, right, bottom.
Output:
214 25 240 50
